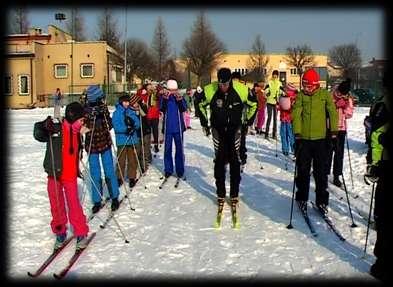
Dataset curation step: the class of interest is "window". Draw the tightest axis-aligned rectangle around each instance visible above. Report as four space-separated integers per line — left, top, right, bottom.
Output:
245 69 248 74
54 64 68 78
314 67 328 81
80 63 94 78
4 75 12 95
290 68 297 75
18 75 29 95
241 68 244 75
116 69 122 82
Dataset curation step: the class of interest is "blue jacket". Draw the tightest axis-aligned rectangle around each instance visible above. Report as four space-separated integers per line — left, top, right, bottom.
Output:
112 103 141 146
160 94 187 134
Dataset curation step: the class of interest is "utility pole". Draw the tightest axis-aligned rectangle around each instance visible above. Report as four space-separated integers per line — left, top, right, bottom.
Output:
124 6 127 92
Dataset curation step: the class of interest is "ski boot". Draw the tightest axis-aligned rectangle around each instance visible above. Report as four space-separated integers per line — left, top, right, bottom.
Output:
76 235 88 252
333 176 342 188
53 233 67 251
111 197 120 211
230 197 240 229
214 197 225 229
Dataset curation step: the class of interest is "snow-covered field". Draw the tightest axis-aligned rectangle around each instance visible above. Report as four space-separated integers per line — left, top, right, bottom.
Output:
7 106 378 281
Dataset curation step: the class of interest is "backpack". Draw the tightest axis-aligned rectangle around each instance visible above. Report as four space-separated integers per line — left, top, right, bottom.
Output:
279 95 291 111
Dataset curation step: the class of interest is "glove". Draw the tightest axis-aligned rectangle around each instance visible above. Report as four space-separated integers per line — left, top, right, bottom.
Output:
365 164 379 183
44 116 55 133
203 126 211 137
336 98 347 108
125 116 135 134
378 133 387 147
175 94 183 101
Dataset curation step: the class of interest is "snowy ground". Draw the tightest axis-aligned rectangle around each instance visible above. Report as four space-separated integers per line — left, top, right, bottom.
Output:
7 106 378 281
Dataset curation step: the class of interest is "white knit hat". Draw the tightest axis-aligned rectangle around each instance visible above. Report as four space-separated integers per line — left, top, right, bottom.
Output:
167 79 178 90
196 86 202 93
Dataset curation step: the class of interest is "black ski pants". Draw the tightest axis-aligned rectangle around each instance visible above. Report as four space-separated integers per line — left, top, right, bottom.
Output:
326 131 346 176
295 139 329 206
239 124 248 165
265 103 277 137
212 127 242 198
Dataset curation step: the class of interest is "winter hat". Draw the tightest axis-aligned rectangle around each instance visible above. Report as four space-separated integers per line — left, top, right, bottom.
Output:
167 79 178 90
217 68 232 83
129 93 141 106
285 83 297 97
65 102 84 124
231 71 241 80
338 78 351 95
86 85 104 103
196 86 202 93
302 69 320 86
118 94 130 104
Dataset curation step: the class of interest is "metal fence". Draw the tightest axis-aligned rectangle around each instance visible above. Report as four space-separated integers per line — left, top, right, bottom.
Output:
37 83 139 107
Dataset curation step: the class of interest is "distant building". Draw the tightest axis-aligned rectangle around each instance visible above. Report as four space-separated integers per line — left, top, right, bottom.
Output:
359 58 387 94
4 25 124 109
177 52 328 89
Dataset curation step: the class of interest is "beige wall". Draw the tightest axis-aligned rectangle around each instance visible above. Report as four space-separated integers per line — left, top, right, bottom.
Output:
39 42 108 95
5 57 34 108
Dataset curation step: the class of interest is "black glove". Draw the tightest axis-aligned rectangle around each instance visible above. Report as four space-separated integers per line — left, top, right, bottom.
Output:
44 116 55 133
378 133 387 147
203 126 211 137
125 116 135 134
365 164 379 183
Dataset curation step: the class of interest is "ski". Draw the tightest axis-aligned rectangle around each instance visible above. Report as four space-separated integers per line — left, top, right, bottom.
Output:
328 180 358 199
158 176 170 189
297 201 318 237
87 197 111 222
231 211 240 229
311 201 346 241
27 236 75 278
99 197 126 229
213 212 223 229
53 232 97 279
174 176 186 188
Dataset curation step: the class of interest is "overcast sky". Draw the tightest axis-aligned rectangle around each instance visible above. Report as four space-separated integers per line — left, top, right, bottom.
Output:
10 6 384 64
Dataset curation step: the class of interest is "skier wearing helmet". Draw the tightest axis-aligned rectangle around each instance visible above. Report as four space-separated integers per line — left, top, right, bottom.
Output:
292 69 338 214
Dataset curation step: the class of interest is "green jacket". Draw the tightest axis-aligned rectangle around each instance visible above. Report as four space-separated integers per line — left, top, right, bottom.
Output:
265 79 282 105
371 124 387 165
292 88 338 140
199 81 257 128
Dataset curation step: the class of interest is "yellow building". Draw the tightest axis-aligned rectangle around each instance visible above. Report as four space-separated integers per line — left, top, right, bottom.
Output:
211 52 328 89
4 25 124 109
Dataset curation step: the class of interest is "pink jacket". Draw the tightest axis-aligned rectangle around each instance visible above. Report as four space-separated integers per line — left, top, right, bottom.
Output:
333 90 353 131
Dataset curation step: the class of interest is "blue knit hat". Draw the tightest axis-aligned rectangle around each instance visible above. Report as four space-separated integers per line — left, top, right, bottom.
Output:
86 85 104 103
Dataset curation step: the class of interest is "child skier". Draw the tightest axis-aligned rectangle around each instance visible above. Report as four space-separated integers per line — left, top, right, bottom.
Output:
278 83 297 157
254 82 267 135
84 85 120 213
112 94 141 188
326 79 354 187
33 102 89 251
160 79 187 178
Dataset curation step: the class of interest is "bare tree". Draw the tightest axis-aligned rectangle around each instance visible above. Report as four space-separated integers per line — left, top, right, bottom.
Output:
9 7 30 34
285 44 315 86
247 34 269 82
163 58 180 82
329 43 362 86
182 11 226 86
151 17 171 81
96 8 121 52
124 38 155 84
65 8 86 41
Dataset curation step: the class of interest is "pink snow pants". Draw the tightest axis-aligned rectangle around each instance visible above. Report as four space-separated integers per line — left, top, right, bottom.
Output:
256 108 266 130
47 176 89 236
184 111 191 128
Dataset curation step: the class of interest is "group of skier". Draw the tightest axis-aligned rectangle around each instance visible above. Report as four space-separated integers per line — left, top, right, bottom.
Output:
33 65 390 282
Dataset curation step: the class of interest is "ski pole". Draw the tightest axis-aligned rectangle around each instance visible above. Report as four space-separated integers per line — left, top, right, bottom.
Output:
139 111 146 173
286 154 297 229
177 104 186 180
362 181 376 258
346 134 355 192
48 126 62 231
341 175 358 228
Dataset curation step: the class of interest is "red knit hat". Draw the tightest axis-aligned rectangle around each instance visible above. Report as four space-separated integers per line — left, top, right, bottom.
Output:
302 69 320 86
